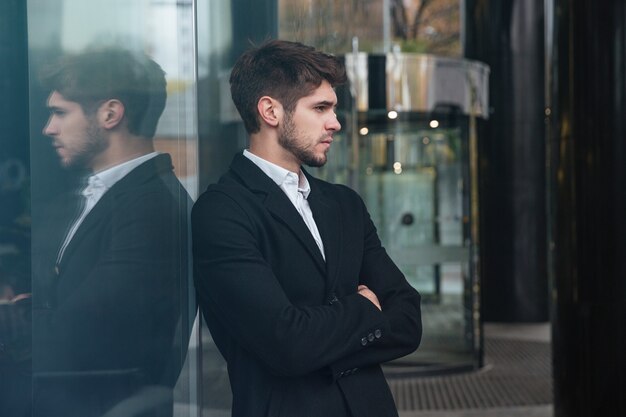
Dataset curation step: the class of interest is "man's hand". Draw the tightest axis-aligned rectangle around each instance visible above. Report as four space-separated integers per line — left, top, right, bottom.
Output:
357 285 382 311
11 293 31 303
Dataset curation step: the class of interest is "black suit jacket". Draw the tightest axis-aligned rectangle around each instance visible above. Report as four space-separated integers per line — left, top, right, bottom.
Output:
32 154 192 417
192 153 422 417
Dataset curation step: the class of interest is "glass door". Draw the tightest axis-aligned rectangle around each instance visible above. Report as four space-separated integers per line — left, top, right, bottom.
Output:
360 113 476 371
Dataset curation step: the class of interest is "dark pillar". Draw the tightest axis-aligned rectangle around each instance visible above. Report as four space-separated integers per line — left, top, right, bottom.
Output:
0 0 30 289
549 0 626 415
0 1 31 416
197 0 278 190
464 0 548 321
231 0 278 59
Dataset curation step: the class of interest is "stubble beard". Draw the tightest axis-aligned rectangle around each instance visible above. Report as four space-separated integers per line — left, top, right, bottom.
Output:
63 119 108 169
278 114 328 168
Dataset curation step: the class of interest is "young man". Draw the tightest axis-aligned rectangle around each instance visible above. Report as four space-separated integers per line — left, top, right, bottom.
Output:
193 40 422 417
32 48 191 417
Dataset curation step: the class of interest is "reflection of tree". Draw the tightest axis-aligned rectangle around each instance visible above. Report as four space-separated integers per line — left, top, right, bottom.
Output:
390 0 460 55
391 0 436 39
280 0 382 53
391 0 409 39
410 0 436 39
279 0 459 56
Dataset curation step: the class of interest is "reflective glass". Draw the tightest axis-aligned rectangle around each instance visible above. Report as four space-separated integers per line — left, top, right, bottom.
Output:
5 0 202 415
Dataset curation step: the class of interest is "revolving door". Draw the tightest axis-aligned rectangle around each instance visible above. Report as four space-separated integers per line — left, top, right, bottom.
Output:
319 53 489 372
359 111 476 372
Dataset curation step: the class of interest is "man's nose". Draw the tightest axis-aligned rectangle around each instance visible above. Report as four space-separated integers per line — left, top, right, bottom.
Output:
327 113 341 132
42 119 56 136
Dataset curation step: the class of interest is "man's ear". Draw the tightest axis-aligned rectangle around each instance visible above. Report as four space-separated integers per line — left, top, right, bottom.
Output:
257 96 282 128
98 99 125 129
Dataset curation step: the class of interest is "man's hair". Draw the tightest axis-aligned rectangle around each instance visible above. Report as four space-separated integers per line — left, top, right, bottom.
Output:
229 39 347 134
40 48 167 139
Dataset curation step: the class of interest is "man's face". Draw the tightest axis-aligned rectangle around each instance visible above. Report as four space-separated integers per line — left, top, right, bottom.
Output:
277 80 341 168
43 91 107 170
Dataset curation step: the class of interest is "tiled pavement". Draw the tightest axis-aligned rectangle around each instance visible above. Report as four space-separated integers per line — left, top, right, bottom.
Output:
394 323 553 417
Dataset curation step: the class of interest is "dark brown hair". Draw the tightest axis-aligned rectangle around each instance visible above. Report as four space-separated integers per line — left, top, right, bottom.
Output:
229 39 347 134
40 48 167 139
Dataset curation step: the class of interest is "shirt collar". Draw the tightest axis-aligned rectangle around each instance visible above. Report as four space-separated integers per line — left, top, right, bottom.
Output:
243 149 311 198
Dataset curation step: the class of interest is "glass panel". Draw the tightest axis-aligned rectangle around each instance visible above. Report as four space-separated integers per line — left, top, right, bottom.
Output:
20 0 200 415
195 1 235 415
360 122 473 368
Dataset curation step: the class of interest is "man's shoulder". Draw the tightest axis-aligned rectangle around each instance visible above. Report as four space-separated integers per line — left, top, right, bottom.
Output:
201 169 248 197
106 155 190 213
308 175 363 204
312 177 353 193
111 154 174 192
193 171 253 214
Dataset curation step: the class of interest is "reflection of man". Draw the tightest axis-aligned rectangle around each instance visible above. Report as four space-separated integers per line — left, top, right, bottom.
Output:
32 49 190 417
192 40 422 417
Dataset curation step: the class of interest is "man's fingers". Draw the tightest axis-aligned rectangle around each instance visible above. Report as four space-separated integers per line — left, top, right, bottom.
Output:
357 285 382 311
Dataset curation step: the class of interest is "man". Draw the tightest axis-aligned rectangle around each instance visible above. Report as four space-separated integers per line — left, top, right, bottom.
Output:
31 48 191 417
192 40 422 417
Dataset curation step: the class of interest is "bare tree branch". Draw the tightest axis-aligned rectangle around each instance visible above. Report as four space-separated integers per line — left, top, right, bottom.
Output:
411 0 436 39
391 0 409 39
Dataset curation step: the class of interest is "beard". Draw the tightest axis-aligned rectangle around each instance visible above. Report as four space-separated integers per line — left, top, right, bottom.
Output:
277 113 329 168
63 119 108 169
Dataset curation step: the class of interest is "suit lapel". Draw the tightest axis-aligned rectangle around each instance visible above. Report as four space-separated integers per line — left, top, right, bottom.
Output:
58 189 112 267
306 171 342 288
58 154 172 267
230 154 327 274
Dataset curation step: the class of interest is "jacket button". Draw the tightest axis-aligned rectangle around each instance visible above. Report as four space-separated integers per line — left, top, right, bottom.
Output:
328 294 339 305
368 333 375 342
361 337 368 346
374 329 382 339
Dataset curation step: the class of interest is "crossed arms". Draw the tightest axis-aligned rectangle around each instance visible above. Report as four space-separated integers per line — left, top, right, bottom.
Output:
192 185 422 378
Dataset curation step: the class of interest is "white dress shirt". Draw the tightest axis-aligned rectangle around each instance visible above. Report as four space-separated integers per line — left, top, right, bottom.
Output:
243 149 325 260
57 152 159 263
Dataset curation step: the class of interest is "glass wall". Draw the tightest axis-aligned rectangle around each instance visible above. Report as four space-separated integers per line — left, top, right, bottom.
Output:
0 0 201 415
194 1 236 413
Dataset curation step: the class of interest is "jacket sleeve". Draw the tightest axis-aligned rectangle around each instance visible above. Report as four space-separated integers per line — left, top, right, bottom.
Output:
327 192 422 380
192 189 392 377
